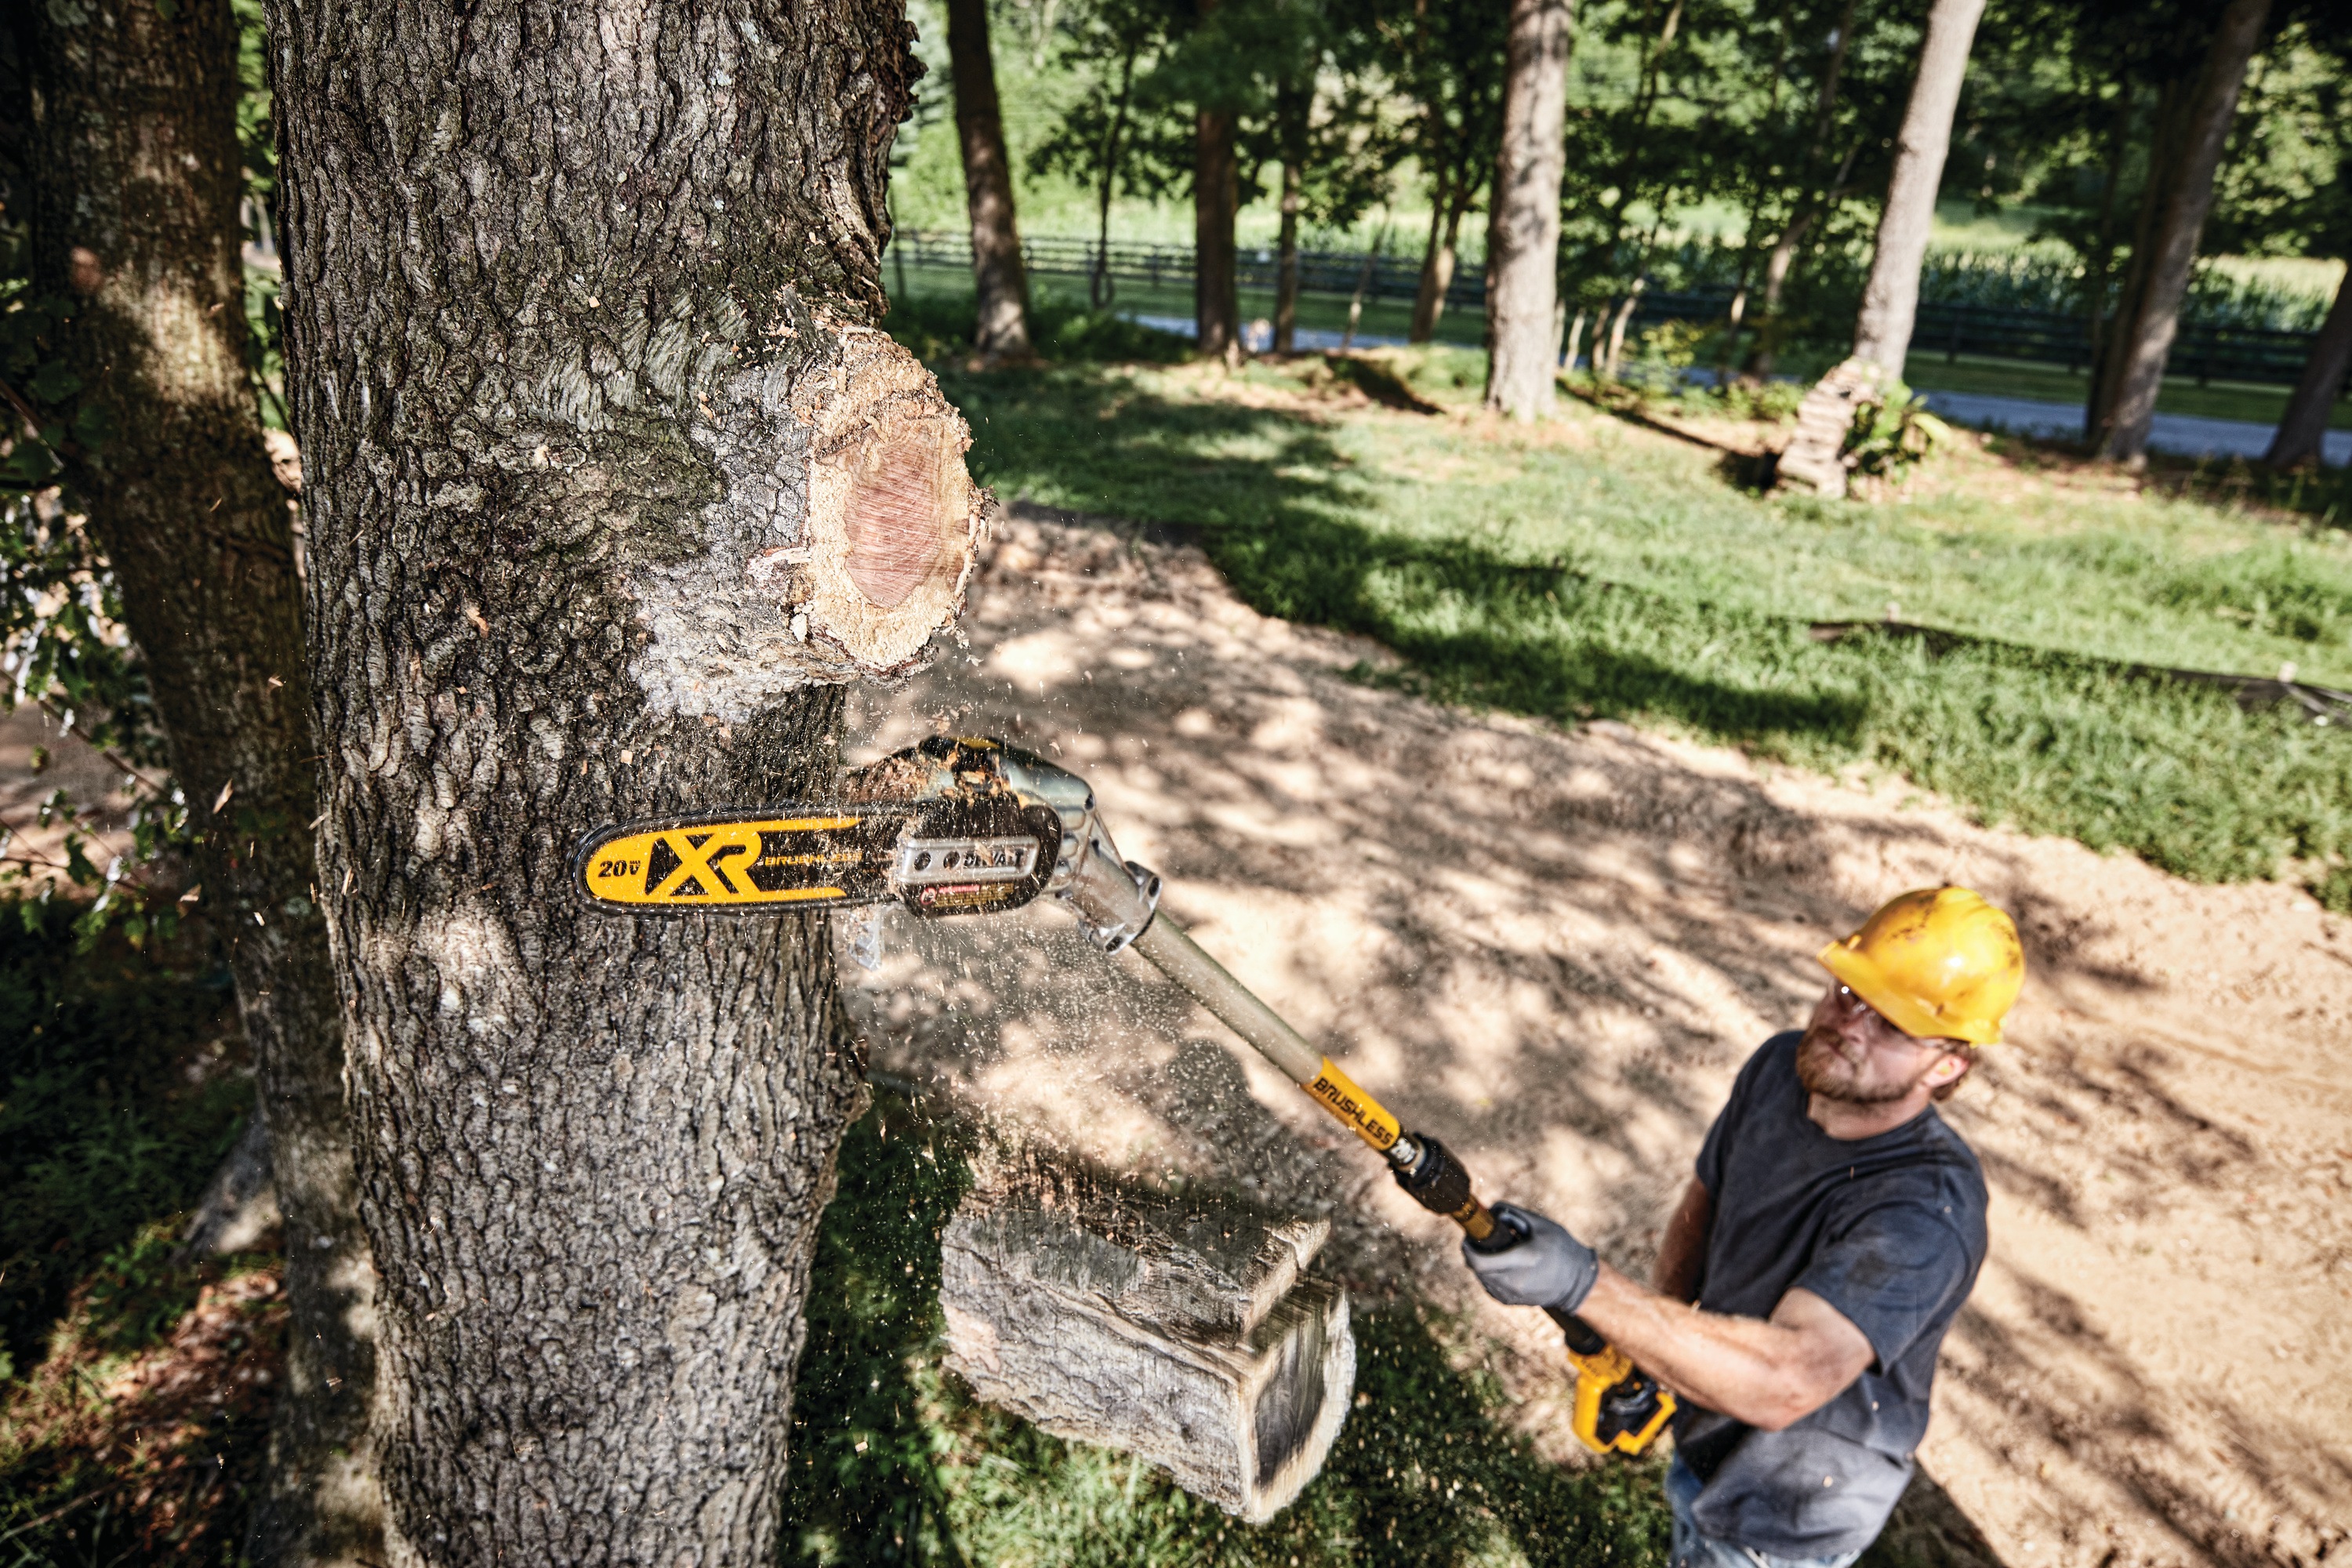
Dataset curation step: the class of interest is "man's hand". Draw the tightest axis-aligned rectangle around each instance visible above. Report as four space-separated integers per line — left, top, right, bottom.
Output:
1462 1203 1599 1314
1577 1273 1875 1431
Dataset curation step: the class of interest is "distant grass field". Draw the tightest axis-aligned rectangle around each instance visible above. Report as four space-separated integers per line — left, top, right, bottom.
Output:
888 288 2352 909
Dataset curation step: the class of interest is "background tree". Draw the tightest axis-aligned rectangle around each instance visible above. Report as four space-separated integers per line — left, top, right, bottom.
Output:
265 0 982 1559
17 2 383 1561
1779 0 1987 494
1848 0 1987 383
1027 0 1187 310
1254 2 1392 353
2200 13 2352 466
1381 0 1508 344
2086 0 2275 462
1486 0 1577 419
1184 1 1250 362
949 0 1035 359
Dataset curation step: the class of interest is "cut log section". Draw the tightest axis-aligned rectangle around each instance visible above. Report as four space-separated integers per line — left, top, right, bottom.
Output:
940 1148 1355 1523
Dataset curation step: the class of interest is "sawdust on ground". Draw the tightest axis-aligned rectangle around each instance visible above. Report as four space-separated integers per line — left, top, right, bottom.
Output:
840 510 2352 1568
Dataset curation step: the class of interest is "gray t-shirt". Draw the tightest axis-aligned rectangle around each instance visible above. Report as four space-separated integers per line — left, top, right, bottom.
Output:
1673 1032 1987 1559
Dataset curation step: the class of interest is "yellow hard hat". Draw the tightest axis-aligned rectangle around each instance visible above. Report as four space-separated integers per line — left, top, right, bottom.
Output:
1817 887 2024 1046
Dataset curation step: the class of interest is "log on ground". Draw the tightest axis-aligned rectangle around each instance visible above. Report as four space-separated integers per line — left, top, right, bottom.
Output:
939 1145 1355 1523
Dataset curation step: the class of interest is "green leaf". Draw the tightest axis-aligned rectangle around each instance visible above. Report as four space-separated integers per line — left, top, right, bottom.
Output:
25 361 81 404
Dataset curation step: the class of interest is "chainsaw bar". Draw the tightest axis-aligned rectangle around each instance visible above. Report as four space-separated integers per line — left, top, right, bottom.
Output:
571 793 1060 918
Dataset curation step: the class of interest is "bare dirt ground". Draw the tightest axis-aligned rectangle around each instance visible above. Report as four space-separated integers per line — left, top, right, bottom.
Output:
840 510 2352 1568
0 704 143 891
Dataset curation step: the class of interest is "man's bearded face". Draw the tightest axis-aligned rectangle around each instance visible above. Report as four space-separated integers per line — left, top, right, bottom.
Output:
1798 985 1963 1105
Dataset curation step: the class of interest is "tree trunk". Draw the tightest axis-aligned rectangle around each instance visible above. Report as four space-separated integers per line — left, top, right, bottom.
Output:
2089 0 2274 464
948 0 1033 361
2086 74 2184 437
266 2 977 1561
1602 278 1646 380
1484 0 1574 419
2266 268 2352 468
23 5 383 1563
1196 109 1242 365
1740 209 1814 379
1273 75 1307 358
1847 0 1987 383
1780 0 1986 495
1275 161 1302 355
1091 43 1140 310
1413 185 1474 345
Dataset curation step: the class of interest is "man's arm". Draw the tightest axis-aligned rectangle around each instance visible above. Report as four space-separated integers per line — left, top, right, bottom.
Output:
1652 1178 1712 1302
1577 1269 1874 1432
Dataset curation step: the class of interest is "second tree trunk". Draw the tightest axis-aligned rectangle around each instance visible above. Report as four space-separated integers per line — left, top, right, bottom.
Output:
25 3 383 1561
1484 0 1573 419
948 0 1033 361
2088 0 2274 464
1777 0 1986 497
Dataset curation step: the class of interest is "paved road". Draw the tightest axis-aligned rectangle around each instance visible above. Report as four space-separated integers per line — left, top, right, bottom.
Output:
1917 389 2349 468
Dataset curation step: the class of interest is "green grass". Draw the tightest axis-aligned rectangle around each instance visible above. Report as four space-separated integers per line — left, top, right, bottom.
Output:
781 1089 1675 1567
0 902 267 1562
0 906 246 1380
879 307 2352 906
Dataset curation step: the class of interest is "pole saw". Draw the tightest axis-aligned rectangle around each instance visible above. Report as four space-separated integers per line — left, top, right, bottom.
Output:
573 735 1675 1457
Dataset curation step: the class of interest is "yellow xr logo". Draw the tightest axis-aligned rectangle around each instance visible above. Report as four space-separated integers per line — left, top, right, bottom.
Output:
578 815 861 908
647 826 760 900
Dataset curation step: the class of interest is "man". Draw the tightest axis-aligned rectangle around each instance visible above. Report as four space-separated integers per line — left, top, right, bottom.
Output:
1465 887 2024 1568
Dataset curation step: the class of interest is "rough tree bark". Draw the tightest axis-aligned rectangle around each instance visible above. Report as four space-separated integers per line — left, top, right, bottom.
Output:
2088 0 2274 464
1196 109 1242 365
1484 0 1574 419
265 2 982 1561
947 0 1033 361
2265 269 2352 468
1777 0 1986 497
22 4 384 1563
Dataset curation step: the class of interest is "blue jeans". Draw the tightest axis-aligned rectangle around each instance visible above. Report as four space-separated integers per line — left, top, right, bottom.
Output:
1666 1456 1867 1568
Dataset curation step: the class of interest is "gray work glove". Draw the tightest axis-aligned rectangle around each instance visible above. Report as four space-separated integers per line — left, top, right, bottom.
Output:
1462 1202 1599 1316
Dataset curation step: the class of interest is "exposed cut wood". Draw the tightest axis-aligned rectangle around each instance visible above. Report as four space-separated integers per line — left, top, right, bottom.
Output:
940 1142 1355 1523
